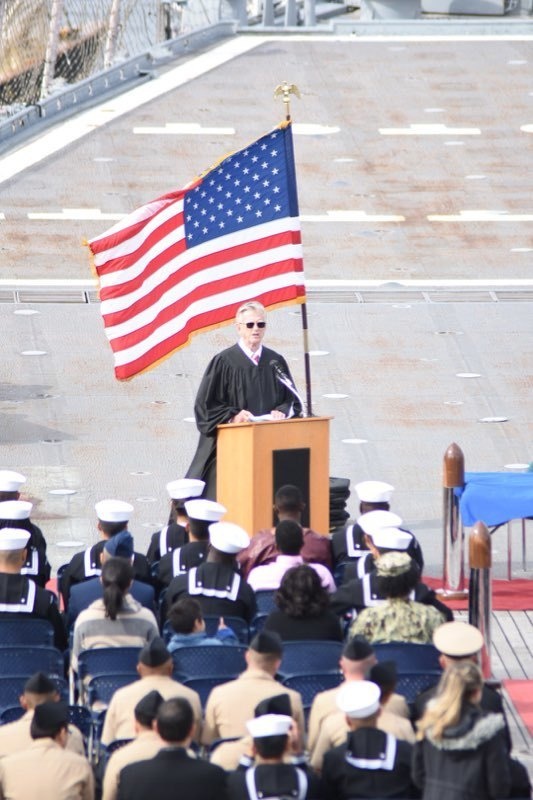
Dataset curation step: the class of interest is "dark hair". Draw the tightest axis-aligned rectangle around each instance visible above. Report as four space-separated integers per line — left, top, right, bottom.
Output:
377 559 420 598
156 697 193 743
30 716 67 740
99 520 127 537
274 485 303 513
275 520 303 556
101 557 133 620
275 565 329 618
254 734 288 759
168 597 203 634
188 518 210 540
0 518 32 531
0 491 19 503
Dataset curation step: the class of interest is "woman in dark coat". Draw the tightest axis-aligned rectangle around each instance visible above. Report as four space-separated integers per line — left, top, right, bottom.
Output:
263 564 343 642
412 661 523 800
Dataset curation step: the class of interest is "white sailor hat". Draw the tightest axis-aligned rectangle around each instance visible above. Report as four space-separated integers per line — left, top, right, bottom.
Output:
0 500 32 521
371 527 412 551
0 471 26 493
358 510 402 535
355 481 395 504
433 621 484 658
95 499 133 523
166 479 205 500
209 521 249 554
336 680 381 719
184 499 226 522
246 713 293 739
0 528 31 551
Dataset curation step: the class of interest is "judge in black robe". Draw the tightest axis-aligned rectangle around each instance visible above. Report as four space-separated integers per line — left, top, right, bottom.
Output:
186 301 301 499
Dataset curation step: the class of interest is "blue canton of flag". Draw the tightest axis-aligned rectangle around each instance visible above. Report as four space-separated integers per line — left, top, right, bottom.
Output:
184 126 298 247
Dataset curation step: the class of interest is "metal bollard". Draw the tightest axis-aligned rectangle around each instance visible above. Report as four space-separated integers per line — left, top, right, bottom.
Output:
468 521 492 678
440 442 468 597
40 0 65 98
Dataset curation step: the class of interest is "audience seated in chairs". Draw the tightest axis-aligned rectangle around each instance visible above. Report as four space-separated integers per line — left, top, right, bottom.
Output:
0 701 94 799
262 565 343 642
247 520 335 593
166 597 240 652
227 712 321 800
146 478 205 565
238 485 332 579
101 637 202 747
413 661 531 800
116 697 226 800
101 690 164 800
348 552 446 644
60 499 152 609
0 672 84 757
201 631 305 750
164 521 256 625
321 681 417 799
70 555 159 679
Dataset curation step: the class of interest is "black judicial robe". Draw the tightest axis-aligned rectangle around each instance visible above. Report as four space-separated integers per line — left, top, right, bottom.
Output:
321 729 416 799
330 570 453 621
146 522 188 564
186 344 301 499
157 540 209 587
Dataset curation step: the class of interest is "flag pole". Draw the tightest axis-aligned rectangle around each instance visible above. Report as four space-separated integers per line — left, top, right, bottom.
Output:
274 81 313 418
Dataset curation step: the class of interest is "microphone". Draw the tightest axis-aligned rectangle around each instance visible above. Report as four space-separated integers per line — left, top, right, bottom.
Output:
269 359 291 384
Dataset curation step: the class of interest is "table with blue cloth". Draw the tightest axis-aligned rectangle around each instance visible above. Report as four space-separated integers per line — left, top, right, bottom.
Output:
455 471 533 578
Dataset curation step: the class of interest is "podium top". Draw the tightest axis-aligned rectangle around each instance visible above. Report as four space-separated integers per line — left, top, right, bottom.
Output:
217 415 332 429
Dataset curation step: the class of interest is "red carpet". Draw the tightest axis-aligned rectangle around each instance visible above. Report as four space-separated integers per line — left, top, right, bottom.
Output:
424 577 533 611
503 680 533 736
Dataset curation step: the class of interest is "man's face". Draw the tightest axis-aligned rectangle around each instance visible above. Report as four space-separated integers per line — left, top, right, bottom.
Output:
236 308 266 352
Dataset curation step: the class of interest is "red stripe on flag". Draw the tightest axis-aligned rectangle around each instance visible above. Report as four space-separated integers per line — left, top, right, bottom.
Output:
113 286 305 380
107 257 304 352
100 228 302 327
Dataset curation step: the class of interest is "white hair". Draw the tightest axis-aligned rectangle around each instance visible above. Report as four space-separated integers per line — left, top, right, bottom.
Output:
235 300 265 322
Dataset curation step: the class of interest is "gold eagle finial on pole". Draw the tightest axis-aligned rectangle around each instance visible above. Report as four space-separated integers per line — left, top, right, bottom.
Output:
274 82 300 121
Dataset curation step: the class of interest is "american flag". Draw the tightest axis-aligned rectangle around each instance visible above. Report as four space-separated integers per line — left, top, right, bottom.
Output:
87 121 305 380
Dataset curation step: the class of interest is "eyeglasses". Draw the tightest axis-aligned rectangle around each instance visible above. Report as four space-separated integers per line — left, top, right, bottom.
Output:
243 321 266 329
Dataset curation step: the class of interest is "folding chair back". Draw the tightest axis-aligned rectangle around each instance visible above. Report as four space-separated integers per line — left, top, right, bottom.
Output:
0 646 64 678
279 641 343 678
0 619 54 646
172 645 247 681
372 641 440 672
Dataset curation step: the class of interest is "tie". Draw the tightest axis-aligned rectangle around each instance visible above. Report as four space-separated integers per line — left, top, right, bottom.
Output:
252 353 260 365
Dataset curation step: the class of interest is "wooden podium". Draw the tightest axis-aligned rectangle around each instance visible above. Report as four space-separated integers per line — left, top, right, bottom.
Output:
216 416 331 536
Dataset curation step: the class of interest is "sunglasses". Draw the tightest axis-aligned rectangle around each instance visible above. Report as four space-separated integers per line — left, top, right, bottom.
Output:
243 321 266 329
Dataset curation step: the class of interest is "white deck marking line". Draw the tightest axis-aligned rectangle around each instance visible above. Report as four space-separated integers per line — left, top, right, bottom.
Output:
520 124 533 133
428 210 533 221
27 209 125 221
133 123 236 135
0 37 264 187
379 123 481 135
0 213 5 220
3 278 533 290
300 211 405 222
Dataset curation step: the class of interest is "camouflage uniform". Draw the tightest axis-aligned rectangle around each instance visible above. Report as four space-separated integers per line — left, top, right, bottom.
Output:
349 597 445 644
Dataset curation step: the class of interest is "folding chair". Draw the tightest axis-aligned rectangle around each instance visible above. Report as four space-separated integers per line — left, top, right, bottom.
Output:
203 616 250 645
0 705 24 724
0 619 54 646
172 645 247 681
0 646 64 678
181 675 235 707
280 671 343 709
75 647 141 703
372 641 440 672
278 641 343 679
86 673 138 708
396 671 442 703
0 675 68 711
254 590 277 614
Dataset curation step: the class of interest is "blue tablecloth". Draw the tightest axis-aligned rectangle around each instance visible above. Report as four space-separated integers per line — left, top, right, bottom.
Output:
455 471 533 527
